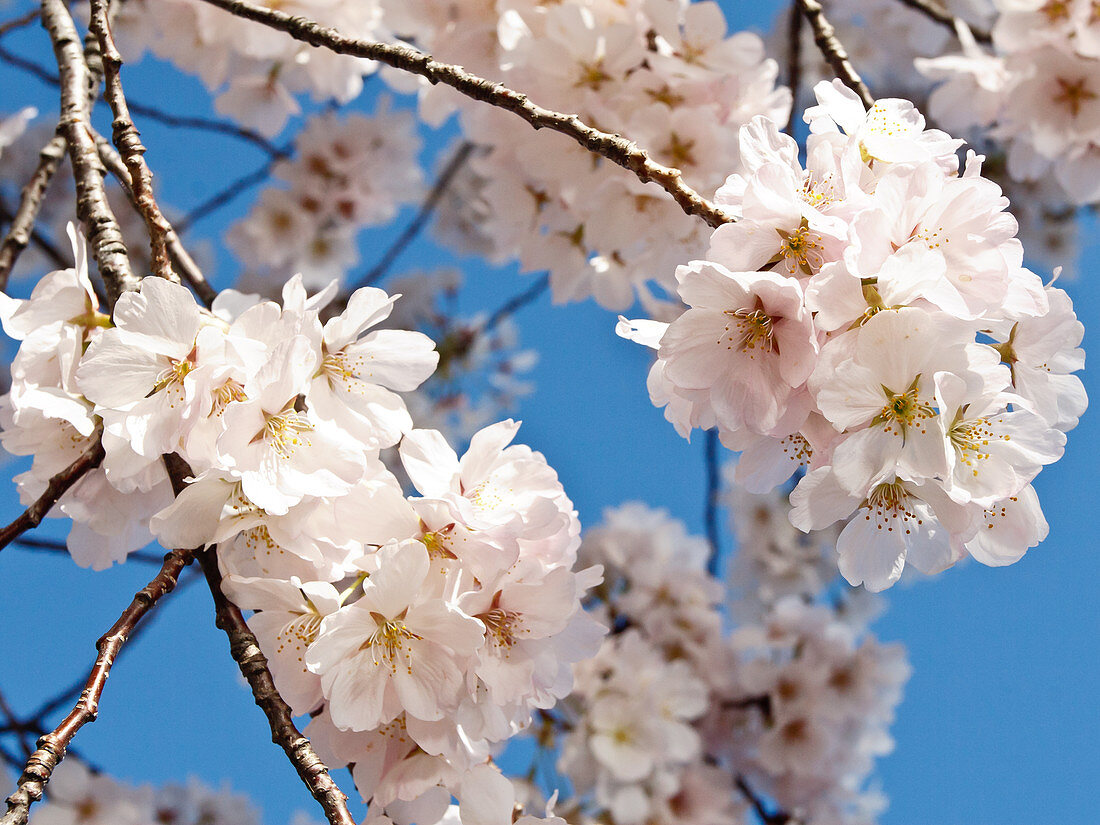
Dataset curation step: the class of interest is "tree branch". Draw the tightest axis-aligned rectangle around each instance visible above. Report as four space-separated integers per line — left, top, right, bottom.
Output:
0 547 195 825
0 9 38 39
41 0 138 305
193 0 734 229
893 0 992 44
704 428 721 578
197 549 357 825
93 130 217 306
735 775 794 825
86 0 175 283
483 272 550 333
351 140 476 292
0 437 104 554
0 135 68 291
784 1 802 136
795 0 874 109
176 152 284 234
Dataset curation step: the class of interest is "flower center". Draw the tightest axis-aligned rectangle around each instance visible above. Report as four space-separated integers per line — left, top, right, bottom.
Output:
775 219 823 275
362 612 423 669
722 306 778 358
480 606 524 649
872 376 936 439
257 404 313 459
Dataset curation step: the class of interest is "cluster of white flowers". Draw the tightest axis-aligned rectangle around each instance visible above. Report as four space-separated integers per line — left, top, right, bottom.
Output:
620 79 1086 592
105 0 389 136
0 235 602 822
725 480 841 620
228 103 424 291
724 597 909 825
560 503 907 825
918 0 1100 204
28 760 312 825
387 0 790 312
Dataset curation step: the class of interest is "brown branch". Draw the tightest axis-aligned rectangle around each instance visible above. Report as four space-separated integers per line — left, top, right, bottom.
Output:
93 131 217 306
0 547 195 825
42 0 138 306
194 0 734 229
735 775 794 825
795 0 874 109
351 140 477 291
0 692 31 761
86 0 175 282
785 1 802 136
893 0 993 45
0 43 287 159
0 136 68 291
0 9 38 39
176 152 284 233
0 437 104 553
197 549 357 825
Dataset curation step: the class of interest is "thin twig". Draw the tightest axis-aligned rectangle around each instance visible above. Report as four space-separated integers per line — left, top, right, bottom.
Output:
735 775 793 825
0 9 38 39
704 428 721 578
0 136 68 290
197 550 357 825
0 43 287 160
785 1 802 136
87 0 175 282
42 0 138 305
0 438 104 554
893 0 992 44
0 568 202 737
0 693 31 760
795 0 874 109
483 273 550 333
176 153 285 233
351 140 476 291
194 0 734 229
8 535 166 565
0 548 195 825
124 100 289 160
93 131 217 306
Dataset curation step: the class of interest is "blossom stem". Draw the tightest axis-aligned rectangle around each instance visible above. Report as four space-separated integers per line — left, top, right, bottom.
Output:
41 0 139 306
795 0 875 109
0 135 67 292
197 549 357 825
193 0 735 228
0 546 196 825
0 437 105 554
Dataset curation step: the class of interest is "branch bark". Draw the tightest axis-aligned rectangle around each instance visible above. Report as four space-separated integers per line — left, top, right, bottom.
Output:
197 549 357 825
194 0 734 229
0 135 67 291
0 547 195 825
86 0 176 283
893 0 992 44
93 130 217 306
0 437 104 553
795 0 874 109
41 0 138 306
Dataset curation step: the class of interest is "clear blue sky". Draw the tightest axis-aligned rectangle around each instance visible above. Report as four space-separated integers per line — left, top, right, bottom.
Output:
0 1 1096 823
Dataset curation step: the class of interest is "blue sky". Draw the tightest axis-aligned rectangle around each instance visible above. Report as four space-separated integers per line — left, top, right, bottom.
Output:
0 1 1096 823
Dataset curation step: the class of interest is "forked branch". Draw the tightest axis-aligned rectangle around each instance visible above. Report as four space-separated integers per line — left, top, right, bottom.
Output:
194 0 734 229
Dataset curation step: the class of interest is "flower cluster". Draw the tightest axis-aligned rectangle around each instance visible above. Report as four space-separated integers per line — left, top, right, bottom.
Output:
0 236 601 822
559 503 907 825
228 103 425 291
620 80 1086 591
27 760 315 825
391 0 789 311
723 597 909 825
918 0 1100 204
106 0 390 135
